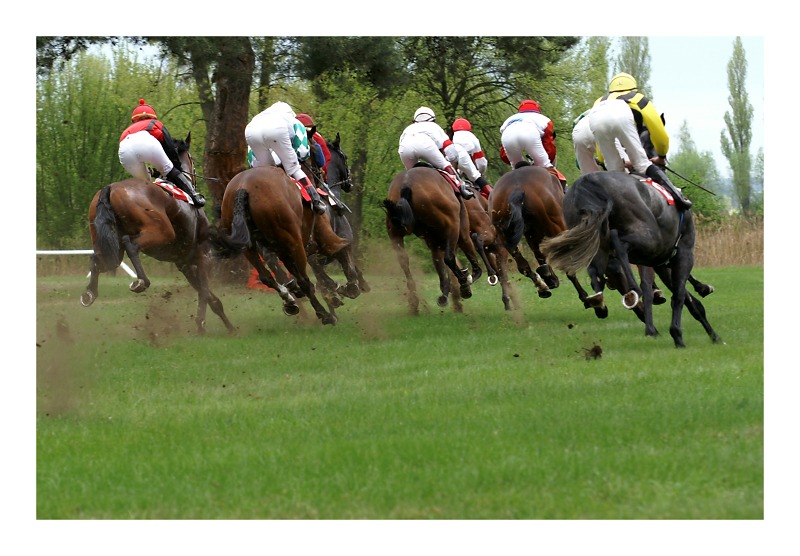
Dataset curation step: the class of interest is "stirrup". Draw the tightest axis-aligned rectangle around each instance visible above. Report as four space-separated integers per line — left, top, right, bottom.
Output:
460 185 474 200
311 199 326 215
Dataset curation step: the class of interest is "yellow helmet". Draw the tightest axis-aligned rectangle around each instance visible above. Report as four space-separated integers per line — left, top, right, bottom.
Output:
608 72 637 93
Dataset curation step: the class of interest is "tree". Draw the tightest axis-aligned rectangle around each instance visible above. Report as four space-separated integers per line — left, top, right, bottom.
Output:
720 37 754 215
614 37 651 95
669 121 728 222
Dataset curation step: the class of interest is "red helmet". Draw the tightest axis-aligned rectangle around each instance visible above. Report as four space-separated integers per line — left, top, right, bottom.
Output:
296 113 315 128
131 98 157 122
452 118 472 132
518 99 541 113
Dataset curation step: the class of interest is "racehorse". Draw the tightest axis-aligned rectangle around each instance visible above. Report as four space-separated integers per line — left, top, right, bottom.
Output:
463 191 514 310
383 166 475 313
304 133 370 300
540 171 723 348
489 163 592 306
210 165 356 325
80 133 235 335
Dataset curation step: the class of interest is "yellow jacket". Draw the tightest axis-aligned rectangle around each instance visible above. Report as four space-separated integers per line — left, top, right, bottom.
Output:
592 90 669 162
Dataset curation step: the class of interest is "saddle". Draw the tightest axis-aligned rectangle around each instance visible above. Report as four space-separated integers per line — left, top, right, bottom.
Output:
290 178 329 203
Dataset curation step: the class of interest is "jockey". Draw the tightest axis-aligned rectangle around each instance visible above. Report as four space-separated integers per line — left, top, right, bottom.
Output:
450 142 491 200
245 101 326 215
451 117 493 198
118 99 206 207
398 106 474 200
296 113 331 181
588 72 691 209
500 99 567 188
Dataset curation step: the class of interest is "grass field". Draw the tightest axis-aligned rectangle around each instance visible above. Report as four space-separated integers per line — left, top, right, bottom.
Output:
35 246 765 525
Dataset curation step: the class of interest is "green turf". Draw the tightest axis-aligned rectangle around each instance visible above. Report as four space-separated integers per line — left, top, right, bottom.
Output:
36 264 763 519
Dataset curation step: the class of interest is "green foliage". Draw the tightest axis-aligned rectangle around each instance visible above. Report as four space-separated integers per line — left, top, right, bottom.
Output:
36 43 203 248
36 265 763 519
669 121 729 221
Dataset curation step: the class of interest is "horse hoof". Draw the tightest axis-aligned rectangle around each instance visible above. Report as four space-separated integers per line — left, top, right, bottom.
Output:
595 307 609 319
622 291 639 309
322 314 337 325
487 275 499 286
129 279 148 293
460 287 472 299
537 289 552 299
437 295 449 307
339 283 360 299
283 303 300 316
80 291 95 307
329 296 344 309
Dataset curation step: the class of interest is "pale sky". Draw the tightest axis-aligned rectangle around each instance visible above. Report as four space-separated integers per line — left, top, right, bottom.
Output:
645 36 764 176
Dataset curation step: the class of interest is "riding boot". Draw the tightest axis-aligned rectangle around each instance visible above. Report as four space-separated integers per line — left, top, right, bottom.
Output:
166 168 206 207
299 177 326 215
475 176 493 200
445 165 474 200
645 164 692 210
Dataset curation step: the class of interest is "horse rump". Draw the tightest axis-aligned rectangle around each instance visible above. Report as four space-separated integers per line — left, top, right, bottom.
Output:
383 186 414 230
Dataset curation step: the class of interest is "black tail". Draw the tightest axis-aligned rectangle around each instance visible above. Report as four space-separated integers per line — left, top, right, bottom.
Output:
209 188 252 257
383 186 414 230
93 186 123 270
540 181 612 275
501 189 526 251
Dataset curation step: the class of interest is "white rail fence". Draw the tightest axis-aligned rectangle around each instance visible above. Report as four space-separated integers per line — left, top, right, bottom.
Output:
36 250 137 278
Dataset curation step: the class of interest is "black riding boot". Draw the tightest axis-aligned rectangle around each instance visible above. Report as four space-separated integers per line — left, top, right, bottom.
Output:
475 176 493 198
166 168 206 207
645 164 691 210
445 166 474 200
300 177 326 215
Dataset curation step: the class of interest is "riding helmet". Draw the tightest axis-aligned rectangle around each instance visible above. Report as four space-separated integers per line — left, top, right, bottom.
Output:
131 99 157 122
296 113 315 128
452 118 472 132
608 72 638 92
413 106 436 123
518 99 541 113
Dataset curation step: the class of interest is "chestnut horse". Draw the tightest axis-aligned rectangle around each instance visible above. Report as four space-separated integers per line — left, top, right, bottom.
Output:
210 165 355 325
80 134 235 334
383 166 475 313
489 163 591 306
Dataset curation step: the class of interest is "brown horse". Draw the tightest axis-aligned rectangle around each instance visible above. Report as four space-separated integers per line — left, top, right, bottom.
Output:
210 165 353 325
489 163 592 306
81 133 235 334
383 166 475 313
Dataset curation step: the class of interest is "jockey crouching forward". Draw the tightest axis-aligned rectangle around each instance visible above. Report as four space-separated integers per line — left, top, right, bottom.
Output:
398 106 474 200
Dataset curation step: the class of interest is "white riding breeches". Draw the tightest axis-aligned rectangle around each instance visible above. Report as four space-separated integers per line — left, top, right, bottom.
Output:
246 116 308 181
589 99 651 174
118 131 174 181
500 122 552 168
398 133 449 171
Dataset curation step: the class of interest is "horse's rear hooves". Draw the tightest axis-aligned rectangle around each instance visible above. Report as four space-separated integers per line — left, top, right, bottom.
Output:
283 304 300 316
537 290 552 299
80 291 95 307
622 291 639 309
129 279 148 293
437 295 449 307
488 275 499 286
321 314 337 325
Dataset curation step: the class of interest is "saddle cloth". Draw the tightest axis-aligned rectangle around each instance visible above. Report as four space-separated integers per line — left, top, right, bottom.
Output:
154 179 193 205
638 177 675 206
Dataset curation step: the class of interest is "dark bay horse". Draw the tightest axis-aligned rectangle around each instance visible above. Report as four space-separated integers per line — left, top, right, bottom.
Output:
463 191 514 310
489 163 591 305
305 133 370 300
540 171 723 348
210 165 352 325
383 166 475 313
81 134 235 334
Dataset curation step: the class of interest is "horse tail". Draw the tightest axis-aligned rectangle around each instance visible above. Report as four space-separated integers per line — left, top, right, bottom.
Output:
93 186 123 270
209 188 252 257
383 186 415 229
540 191 612 275
500 189 526 251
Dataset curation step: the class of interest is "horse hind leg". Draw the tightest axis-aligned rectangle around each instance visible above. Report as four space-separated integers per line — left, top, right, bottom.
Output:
244 248 299 316
179 260 236 335
121 235 151 293
80 254 102 307
391 237 420 315
510 246 551 298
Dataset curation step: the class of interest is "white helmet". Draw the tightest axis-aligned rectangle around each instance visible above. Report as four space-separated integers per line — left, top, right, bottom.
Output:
413 106 436 123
